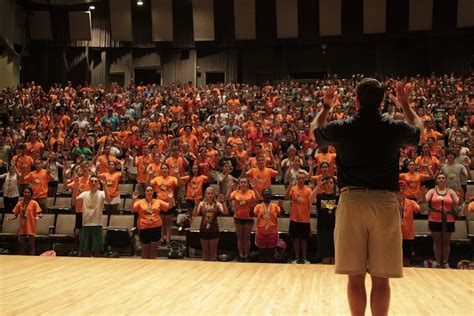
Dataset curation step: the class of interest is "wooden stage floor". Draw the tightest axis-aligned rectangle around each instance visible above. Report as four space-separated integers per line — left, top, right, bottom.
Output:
1 256 473 315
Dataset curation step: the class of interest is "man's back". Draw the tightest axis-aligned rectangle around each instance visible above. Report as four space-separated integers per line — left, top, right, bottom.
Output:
316 108 420 191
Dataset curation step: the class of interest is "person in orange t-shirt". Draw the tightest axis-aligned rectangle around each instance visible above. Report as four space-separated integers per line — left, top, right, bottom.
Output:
398 181 421 267
8 187 42 255
227 177 259 261
399 160 433 200
181 164 209 218
67 164 91 244
25 131 45 160
131 188 171 259
94 146 121 175
254 188 281 262
314 146 336 176
135 146 153 195
245 155 281 195
24 159 53 213
12 144 35 193
100 160 124 214
148 164 181 246
226 95 241 113
285 172 318 264
414 143 439 189
179 125 200 154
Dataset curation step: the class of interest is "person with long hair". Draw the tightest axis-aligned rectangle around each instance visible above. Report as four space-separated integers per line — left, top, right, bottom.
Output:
397 181 421 267
227 177 259 262
399 160 433 201
100 160 124 214
315 176 338 264
148 163 181 247
8 187 42 255
131 187 173 259
285 171 318 264
182 164 210 221
415 142 439 189
193 187 228 261
0 163 20 217
425 173 462 268
45 152 64 198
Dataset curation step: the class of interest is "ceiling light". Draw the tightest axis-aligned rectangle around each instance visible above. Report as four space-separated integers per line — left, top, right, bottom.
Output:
137 1 143 5
89 5 95 10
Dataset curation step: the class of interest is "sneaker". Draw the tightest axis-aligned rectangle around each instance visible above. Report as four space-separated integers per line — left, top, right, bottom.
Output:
236 256 244 262
291 259 299 264
443 262 450 269
302 259 311 264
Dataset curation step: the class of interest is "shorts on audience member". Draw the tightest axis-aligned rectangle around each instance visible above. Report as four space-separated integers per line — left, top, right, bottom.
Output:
289 221 311 239
429 221 455 232
255 231 278 248
139 226 161 244
80 226 103 252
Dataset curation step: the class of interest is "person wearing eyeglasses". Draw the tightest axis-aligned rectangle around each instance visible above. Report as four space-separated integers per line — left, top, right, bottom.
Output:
72 175 111 257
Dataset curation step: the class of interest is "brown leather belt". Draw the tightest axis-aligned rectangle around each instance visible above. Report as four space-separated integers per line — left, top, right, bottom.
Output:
340 186 396 193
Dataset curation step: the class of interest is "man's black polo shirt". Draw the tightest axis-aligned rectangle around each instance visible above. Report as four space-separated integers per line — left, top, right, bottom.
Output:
314 108 420 192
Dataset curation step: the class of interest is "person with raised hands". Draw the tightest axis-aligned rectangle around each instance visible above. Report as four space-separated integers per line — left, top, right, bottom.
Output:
100 160 124 214
312 80 423 316
285 171 318 264
130 187 173 259
193 187 228 261
147 163 181 247
72 175 111 257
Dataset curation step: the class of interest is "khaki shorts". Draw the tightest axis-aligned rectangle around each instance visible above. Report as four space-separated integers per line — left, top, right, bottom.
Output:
335 190 403 278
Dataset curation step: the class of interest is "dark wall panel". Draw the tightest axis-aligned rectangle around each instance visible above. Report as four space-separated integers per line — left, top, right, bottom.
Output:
214 0 235 45
342 0 363 37
386 0 409 33
298 0 319 40
132 0 153 45
256 0 276 41
172 0 194 47
433 0 458 32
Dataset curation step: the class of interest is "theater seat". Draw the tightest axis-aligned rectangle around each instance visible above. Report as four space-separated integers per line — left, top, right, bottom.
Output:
35 214 56 243
106 214 136 255
49 214 75 243
414 219 431 237
49 197 72 213
0 216 19 242
271 185 286 199
452 221 469 244
119 184 134 198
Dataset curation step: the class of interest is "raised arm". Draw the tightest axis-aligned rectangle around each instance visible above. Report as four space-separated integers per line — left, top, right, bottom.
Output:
310 86 337 130
389 83 424 133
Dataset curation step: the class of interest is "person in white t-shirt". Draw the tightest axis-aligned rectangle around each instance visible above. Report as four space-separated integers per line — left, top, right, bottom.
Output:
73 175 111 257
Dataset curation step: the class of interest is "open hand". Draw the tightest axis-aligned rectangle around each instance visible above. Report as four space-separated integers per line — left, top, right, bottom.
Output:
389 82 409 108
323 86 338 108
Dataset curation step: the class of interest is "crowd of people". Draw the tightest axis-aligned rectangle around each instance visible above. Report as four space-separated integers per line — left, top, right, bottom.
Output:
0 73 472 265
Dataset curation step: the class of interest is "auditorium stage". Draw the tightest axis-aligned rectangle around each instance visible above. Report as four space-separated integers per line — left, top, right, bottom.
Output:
1 256 472 315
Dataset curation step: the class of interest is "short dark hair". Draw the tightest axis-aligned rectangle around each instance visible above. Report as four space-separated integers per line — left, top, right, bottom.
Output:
356 78 384 110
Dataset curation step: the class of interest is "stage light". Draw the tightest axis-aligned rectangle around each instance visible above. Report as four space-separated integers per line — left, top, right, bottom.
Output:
89 5 95 10
137 1 143 5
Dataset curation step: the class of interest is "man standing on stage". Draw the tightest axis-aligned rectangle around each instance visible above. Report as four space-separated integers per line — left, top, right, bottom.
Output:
312 79 423 316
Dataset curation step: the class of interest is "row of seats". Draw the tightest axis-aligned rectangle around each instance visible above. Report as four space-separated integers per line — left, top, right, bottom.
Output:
0 213 136 255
